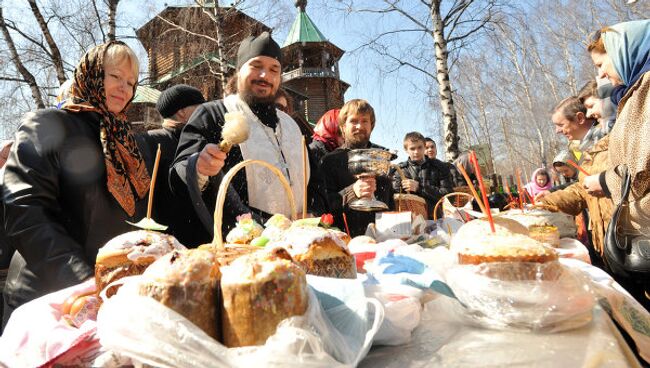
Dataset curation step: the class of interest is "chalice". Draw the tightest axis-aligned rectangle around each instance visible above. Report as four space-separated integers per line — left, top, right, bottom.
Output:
347 148 396 211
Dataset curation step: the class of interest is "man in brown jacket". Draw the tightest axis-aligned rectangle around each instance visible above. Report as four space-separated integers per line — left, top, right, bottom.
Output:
540 136 613 268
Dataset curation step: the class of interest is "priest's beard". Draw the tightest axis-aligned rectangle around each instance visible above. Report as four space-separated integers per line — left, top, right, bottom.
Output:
239 80 277 106
241 90 276 106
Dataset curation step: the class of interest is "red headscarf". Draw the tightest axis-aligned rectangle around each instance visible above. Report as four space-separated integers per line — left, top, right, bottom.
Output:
312 109 341 152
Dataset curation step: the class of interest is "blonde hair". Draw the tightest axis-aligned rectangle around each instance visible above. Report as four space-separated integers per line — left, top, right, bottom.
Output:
104 43 139 81
338 99 376 128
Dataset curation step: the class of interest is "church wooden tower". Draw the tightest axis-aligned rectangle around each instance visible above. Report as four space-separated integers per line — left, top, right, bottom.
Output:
281 0 349 124
136 2 270 101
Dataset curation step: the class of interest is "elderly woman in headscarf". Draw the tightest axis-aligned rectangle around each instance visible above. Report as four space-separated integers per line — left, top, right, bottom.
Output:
309 109 342 165
583 19 650 309
2 41 150 325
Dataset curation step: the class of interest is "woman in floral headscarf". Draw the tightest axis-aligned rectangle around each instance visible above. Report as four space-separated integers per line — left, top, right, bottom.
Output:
309 109 342 165
583 20 650 310
2 41 150 325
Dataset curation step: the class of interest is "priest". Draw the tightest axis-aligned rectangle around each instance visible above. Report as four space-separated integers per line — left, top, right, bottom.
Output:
170 32 319 245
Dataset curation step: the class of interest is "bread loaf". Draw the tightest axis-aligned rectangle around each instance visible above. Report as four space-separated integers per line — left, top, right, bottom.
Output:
270 226 356 278
221 248 308 347
95 230 185 298
139 249 220 339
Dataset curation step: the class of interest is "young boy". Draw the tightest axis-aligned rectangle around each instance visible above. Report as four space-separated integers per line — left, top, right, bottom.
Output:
392 132 453 218
424 137 437 160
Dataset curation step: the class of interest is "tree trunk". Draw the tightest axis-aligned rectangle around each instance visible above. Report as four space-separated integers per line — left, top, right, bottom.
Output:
195 0 228 96
503 28 546 167
107 0 119 41
500 117 516 175
475 82 496 174
430 1 459 160
458 108 473 148
535 125 546 166
0 6 45 108
27 0 66 84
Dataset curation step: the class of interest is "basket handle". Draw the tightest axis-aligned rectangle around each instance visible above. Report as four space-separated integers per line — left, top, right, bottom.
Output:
212 159 297 249
391 164 406 212
433 192 475 221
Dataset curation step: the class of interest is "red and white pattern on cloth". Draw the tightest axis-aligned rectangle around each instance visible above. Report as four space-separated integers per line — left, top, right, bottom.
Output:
0 279 103 367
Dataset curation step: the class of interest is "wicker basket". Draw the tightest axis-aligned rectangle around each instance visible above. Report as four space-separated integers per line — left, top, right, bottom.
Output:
211 159 297 249
394 193 428 220
433 192 475 220
451 186 473 207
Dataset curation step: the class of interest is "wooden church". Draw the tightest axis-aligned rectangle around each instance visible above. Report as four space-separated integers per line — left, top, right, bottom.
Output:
135 1 269 100
129 0 348 128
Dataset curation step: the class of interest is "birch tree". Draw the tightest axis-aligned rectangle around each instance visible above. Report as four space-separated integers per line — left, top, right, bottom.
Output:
0 4 45 108
334 0 505 160
0 0 124 110
26 0 66 84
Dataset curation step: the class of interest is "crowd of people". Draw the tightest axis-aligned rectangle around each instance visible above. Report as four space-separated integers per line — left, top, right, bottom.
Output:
0 19 648 331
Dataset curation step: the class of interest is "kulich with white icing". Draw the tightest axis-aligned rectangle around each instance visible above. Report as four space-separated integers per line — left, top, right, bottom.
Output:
97 230 185 264
499 209 576 238
139 249 220 339
221 249 308 347
225 217 264 244
453 232 558 265
268 225 356 278
95 230 186 299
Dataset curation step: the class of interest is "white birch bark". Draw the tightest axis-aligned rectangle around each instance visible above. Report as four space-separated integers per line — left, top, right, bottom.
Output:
431 0 459 160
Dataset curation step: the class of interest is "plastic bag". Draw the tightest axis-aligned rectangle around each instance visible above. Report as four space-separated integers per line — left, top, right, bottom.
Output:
361 297 636 368
365 252 458 300
97 275 383 367
445 261 596 332
442 195 473 221
305 275 384 366
364 284 422 346
0 279 102 368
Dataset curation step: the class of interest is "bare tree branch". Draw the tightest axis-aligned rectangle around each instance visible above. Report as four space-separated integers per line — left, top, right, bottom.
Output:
91 0 107 42
0 5 45 108
0 76 28 82
27 0 66 84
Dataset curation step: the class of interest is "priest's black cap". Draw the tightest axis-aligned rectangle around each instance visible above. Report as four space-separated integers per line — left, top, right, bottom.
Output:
236 32 282 70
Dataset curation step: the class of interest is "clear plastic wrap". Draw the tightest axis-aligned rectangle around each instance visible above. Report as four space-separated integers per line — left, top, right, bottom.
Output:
361 299 638 368
364 284 423 346
96 276 383 367
445 261 596 332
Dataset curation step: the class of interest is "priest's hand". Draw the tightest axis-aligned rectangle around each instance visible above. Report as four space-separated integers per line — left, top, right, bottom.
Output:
197 143 227 176
353 175 376 199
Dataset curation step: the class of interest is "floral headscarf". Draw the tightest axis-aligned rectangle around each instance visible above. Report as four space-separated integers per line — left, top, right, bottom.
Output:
602 20 650 104
61 41 150 216
312 109 341 152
